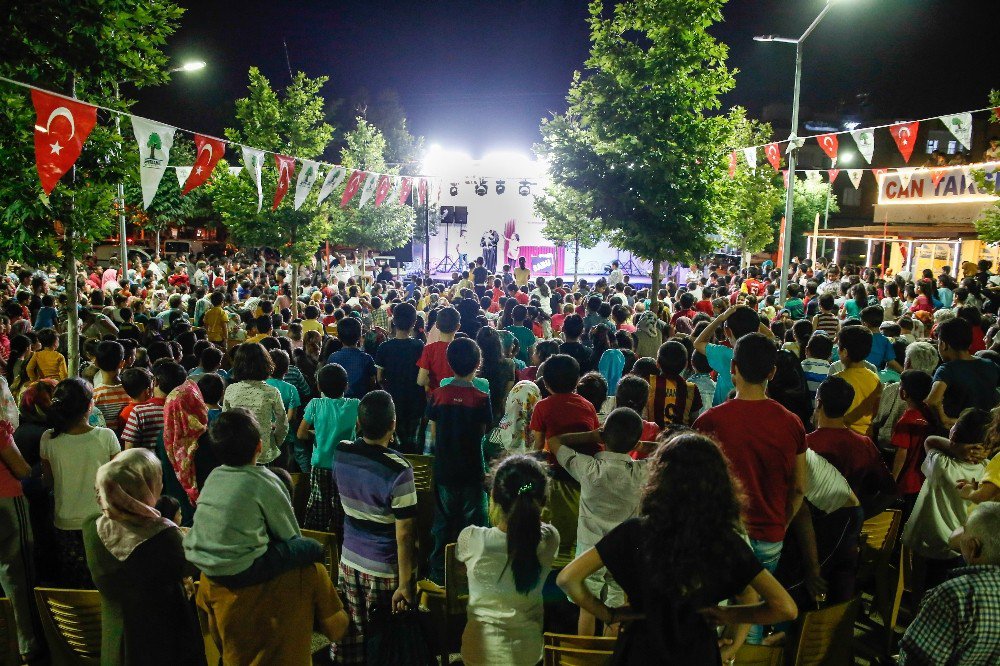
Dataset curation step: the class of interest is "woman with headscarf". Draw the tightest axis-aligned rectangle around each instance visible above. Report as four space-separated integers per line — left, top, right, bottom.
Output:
634 311 664 360
83 448 206 666
497 380 541 454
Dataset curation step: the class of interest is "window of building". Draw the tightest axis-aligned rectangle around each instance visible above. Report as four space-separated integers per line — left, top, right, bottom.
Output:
925 139 938 154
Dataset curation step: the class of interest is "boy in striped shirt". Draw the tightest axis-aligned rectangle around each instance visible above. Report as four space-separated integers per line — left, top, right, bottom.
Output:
92 341 131 433
121 361 186 450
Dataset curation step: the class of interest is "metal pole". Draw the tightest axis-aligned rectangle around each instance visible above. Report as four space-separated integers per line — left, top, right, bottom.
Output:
820 184 832 258
777 41 802 305
114 83 128 286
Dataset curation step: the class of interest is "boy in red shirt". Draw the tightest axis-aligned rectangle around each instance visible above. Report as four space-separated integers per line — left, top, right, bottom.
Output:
118 367 154 429
614 375 660 459
646 340 702 428
417 306 459 393
891 370 936 519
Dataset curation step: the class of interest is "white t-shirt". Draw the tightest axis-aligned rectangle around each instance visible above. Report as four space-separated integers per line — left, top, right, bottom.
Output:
902 449 985 559
805 449 855 514
457 524 560 666
40 427 121 530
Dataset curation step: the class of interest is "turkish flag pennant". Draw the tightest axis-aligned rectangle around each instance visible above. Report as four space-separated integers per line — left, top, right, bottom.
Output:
272 154 296 210
728 151 738 178
373 174 393 207
31 90 98 195
183 134 225 195
994 108 1000 121
828 169 840 183
340 170 365 207
764 143 782 172
397 177 413 205
872 168 888 185
929 168 948 188
417 178 428 206
817 133 839 163
889 121 920 163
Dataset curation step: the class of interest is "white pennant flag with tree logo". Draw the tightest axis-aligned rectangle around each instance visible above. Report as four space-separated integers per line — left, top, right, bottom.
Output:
897 167 917 190
358 172 379 208
130 117 176 209
850 129 875 164
241 146 265 212
294 160 320 210
742 147 757 170
847 170 863 189
175 166 192 188
317 165 346 205
228 166 243 177
941 113 973 152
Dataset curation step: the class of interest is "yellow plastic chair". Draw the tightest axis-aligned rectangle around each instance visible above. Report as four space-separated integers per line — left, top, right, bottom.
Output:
792 597 860 666
857 509 902 587
544 632 617 652
733 644 784 666
404 454 436 575
300 528 340 584
0 597 19 666
34 588 102 665
543 644 614 666
416 543 468 665
289 472 310 524
855 549 907 660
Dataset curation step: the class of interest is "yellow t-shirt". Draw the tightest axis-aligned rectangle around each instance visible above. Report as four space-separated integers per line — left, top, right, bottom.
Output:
982 454 1000 490
836 365 881 435
301 319 323 335
513 267 531 287
202 307 229 343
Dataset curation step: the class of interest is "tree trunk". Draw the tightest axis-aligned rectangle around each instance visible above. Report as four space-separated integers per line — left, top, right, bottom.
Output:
291 263 300 319
650 259 661 316
63 231 80 376
573 238 580 285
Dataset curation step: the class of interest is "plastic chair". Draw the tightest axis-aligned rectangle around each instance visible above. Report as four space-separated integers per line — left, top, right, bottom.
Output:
544 633 617 652
416 543 468 665
289 472 310 524
34 587 102 665
0 598 19 666
543 644 614 666
300 528 340 584
854 549 906 660
857 509 901 587
733 644 784 666
792 597 860 666
404 454 436 575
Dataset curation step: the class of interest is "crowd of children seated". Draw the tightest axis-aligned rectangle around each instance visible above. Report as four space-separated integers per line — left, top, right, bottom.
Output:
1 250 1000 665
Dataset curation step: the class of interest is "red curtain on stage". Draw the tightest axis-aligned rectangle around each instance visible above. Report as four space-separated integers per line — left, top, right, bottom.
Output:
518 246 565 277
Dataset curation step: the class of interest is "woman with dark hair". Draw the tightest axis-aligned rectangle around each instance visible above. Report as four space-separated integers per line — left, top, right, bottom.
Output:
40 378 121 587
294 329 323 398
558 433 796 665
222 343 287 465
458 454 559 666
5 334 33 395
767 350 815 432
499 299 517 330
14 380 59 582
841 283 869 320
476 327 515 425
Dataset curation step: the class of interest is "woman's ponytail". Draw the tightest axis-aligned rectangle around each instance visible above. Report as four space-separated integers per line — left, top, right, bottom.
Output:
48 378 93 437
491 454 547 594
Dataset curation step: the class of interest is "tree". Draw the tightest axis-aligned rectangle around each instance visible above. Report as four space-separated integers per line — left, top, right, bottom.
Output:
353 89 425 171
536 0 736 310
327 118 415 251
147 132 162 160
780 171 839 258
715 109 784 264
0 0 184 372
974 90 1000 243
535 184 604 283
211 67 335 314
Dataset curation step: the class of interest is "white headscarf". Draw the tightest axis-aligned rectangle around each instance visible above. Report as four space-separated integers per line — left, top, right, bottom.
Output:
95 448 174 561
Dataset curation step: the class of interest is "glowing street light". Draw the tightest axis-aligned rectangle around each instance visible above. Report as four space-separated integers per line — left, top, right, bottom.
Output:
171 60 206 73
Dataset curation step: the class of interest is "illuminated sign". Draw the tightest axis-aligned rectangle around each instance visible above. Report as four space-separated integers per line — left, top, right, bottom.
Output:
878 161 1000 205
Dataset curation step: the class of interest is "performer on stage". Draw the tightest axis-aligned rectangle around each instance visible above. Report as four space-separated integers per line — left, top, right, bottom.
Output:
481 229 500 272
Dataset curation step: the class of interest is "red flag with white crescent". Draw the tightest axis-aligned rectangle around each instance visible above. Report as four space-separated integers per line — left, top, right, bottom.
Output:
417 178 428 206
31 90 98 195
994 108 1000 121
765 143 782 172
183 134 225 195
889 121 920 163
340 170 365 207
872 168 888 188
272 154 296 210
374 174 393 207
828 169 840 183
397 177 413 205
728 151 738 178
816 133 839 162
929 168 948 188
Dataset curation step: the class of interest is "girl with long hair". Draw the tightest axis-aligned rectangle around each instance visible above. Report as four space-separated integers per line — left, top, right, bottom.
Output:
558 433 796 665
458 454 559 666
476 327 516 426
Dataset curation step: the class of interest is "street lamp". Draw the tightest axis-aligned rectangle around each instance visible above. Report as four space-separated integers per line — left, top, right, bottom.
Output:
755 0 847 303
114 60 206 283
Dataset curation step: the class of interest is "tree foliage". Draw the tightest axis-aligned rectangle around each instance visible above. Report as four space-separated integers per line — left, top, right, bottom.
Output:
535 184 604 280
353 89 425 171
974 90 1000 243
536 0 737 273
781 171 839 257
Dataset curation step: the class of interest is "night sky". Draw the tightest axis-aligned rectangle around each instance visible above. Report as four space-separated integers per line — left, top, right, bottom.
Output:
133 0 1000 157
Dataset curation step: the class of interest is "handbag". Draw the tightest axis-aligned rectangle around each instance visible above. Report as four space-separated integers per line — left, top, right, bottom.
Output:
365 604 435 666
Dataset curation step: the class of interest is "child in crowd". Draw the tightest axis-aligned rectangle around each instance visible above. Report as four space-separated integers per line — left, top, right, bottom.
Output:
802 333 834 402
184 409 323 587
926 317 1000 428
530 354 601 559
298 364 359 532
835 326 882 437
577 371 609 421
33 295 58 330
332 390 418 664
374 303 426 454
647 340 702 427
121 361 187 450
548 407 650 635
693 305 764 406
118 367 153 428
91 341 131 434
427 338 494 583
26 328 67 382
614 375 660 446
891 370 936 518
861 306 902 373
417 306 460 393
188 346 227 381
193 372 225 488
267 349 301 458
506 305 537 365
688 351 716 419
327 317 376 399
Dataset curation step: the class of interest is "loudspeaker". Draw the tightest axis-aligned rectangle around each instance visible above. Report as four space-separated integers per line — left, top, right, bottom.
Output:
439 206 468 225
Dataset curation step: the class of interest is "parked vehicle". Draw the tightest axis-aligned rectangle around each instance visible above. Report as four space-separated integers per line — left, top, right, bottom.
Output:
162 239 204 259
93 243 152 268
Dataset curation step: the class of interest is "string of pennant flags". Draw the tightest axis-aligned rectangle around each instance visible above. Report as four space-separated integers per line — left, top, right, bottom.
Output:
3 75 446 213
728 106 1000 185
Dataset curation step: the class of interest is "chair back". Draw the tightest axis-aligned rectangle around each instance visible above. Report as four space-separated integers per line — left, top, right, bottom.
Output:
443 543 469 617
543 644 614 666
858 509 901 582
545 633 617 652
0 598 19 666
733 644 784 666
34 588 102 665
793 597 861 666
404 454 436 575
301 529 340 584
405 454 434 493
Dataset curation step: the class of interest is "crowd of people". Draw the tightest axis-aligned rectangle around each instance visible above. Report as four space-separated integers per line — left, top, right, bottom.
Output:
1 246 1000 665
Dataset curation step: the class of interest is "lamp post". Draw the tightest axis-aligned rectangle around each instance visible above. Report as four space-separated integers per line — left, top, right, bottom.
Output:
755 1 846 303
115 60 205 284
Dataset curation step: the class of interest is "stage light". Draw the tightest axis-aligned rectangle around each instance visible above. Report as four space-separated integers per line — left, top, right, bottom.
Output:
518 180 532 196
474 178 488 197
449 183 459 197
495 179 506 195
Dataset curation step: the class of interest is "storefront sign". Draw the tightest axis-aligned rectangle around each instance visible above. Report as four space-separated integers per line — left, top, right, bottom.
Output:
878 161 1000 204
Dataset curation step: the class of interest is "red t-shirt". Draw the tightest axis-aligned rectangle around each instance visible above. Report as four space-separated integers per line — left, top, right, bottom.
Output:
670 308 697 325
417 341 452 392
529 392 601 469
807 427 893 501
514 292 530 305
890 407 933 495
744 279 765 297
630 420 662 460
0 422 23 498
551 313 566 333
695 300 715 316
694 399 806 542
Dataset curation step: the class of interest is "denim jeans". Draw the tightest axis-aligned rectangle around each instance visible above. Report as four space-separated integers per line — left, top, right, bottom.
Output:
209 536 324 589
430 484 488 583
747 538 784 644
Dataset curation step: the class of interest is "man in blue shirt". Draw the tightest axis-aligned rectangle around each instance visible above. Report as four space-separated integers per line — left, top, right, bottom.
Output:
328 316 376 399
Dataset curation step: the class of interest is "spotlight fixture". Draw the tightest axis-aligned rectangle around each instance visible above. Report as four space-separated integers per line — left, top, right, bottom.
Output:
495 179 506 195
474 178 488 197
518 180 532 197
449 182 459 197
